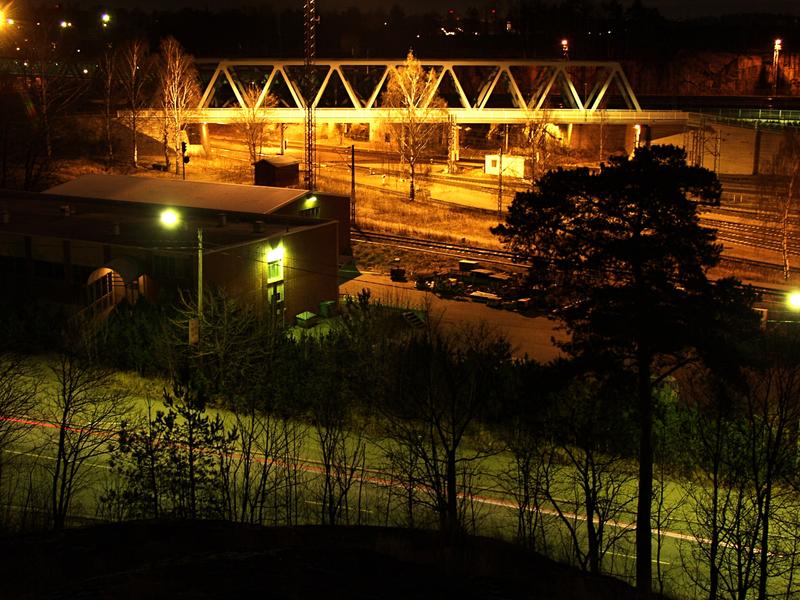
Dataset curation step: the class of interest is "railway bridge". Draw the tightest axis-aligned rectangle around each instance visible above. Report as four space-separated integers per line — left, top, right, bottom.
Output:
137 57 798 175
143 58 691 126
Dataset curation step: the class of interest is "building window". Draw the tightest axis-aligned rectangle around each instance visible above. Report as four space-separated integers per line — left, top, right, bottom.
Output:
299 206 320 218
267 259 283 282
266 281 284 322
87 272 114 310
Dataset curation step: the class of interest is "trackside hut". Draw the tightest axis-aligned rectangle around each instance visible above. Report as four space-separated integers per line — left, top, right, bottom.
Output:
0 191 338 323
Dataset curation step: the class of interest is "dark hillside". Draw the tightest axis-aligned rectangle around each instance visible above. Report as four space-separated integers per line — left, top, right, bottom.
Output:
0 521 649 599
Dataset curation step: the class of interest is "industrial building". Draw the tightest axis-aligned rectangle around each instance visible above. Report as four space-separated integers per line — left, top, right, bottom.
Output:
0 177 346 324
47 174 351 255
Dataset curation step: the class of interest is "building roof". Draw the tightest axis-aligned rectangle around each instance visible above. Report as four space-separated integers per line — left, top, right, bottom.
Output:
46 174 310 215
256 156 301 168
0 192 325 256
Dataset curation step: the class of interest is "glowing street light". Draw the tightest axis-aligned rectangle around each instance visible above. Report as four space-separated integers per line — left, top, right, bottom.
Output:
787 291 800 311
773 38 783 96
561 38 569 59
101 13 110 28
160 208 180 228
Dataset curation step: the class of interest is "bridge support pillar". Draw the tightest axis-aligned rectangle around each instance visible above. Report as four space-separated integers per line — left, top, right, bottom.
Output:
752 125 762 175
200 123 212 159
368 122 384 143
447 116 460 173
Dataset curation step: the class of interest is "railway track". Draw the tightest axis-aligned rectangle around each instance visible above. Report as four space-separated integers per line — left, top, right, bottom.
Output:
702 218 800 255
352 229 800 289
351 229 522 267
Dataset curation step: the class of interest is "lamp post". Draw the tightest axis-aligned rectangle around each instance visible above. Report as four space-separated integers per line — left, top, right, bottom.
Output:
561 38 569 60
773 38 782 96
160 209 203 341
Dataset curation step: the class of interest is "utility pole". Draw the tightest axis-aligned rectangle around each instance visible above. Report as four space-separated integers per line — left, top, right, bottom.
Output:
304 0 317 190
350 144 356 226
497 145 504 219
197 227 203 319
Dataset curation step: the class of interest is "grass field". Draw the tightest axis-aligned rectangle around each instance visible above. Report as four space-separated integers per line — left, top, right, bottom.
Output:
4 355 795 599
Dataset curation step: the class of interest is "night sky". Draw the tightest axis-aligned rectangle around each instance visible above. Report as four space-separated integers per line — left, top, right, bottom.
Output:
68 0 800 19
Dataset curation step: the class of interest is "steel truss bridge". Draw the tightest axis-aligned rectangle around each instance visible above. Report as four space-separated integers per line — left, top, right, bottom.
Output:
142 58 692 126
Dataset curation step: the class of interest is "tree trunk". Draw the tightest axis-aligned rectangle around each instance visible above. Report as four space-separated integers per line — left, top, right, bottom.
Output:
635 345 653 596
757 482 771 600
585 472 600 574
784 166 799 280
446 447 458 538
409 161 416 201
188 420 196 519
163 126 170 170
132 112 139 168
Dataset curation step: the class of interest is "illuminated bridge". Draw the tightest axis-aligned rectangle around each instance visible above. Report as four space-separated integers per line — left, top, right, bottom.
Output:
141 58 692 126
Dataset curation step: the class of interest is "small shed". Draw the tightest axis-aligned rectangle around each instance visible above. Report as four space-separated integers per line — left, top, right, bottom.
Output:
255 156 300 188
484 154 525 178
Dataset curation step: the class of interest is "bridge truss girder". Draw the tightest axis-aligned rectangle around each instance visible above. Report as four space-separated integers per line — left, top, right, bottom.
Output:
189 58 655 124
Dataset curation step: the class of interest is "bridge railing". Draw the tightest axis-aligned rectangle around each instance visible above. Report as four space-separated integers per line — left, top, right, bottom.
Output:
694 108 800 124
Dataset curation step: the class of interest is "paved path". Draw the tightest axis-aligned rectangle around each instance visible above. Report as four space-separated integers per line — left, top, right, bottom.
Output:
341 272 566 363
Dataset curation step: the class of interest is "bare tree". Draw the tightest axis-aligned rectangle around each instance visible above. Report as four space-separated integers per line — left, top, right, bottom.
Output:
741 335 800 600
117 38 152 168
382 51 446 200
383 324 508 538
235 82 278 173
48 354 131 529
771 131 800 280
158 37 200 175
499 419 550 552
538 381 638 575
99 49 117 169
0 354 38 514
519 110 558 186
19 37 88 187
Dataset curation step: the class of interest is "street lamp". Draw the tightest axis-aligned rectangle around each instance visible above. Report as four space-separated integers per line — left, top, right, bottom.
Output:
773 38 782 96
787 290 800 311
561 38 569 59
160 209 203 341
100 13 111 27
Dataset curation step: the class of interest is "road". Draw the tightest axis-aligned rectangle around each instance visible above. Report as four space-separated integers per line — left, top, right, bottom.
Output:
340 272 566 362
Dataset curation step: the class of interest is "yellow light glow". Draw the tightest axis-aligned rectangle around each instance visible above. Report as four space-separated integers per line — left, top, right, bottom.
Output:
787 291 800 311
101 13 110 23
160 209 180 228
266 244 284 263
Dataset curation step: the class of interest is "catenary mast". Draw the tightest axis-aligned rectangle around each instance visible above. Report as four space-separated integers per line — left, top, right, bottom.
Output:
304 0 317 190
